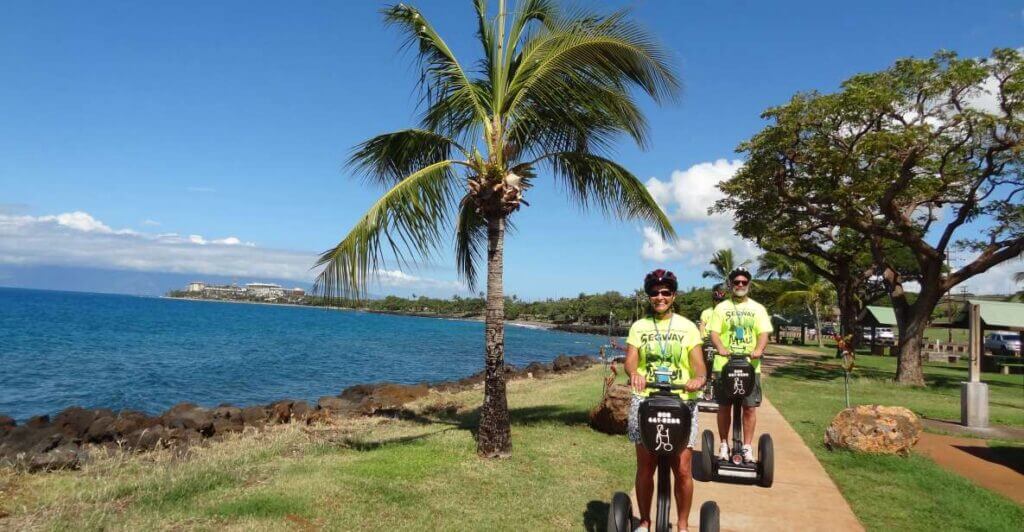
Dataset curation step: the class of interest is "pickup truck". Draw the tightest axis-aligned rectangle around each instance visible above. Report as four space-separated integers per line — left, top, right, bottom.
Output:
984 332 1022 355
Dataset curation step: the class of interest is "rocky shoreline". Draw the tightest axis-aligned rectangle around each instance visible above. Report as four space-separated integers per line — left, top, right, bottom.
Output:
0 354 599 473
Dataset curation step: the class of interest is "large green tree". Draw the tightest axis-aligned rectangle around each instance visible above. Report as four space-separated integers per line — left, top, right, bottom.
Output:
314 1 678 456
718 49 1023 385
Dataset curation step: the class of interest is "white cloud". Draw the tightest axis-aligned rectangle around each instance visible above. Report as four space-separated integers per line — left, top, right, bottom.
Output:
644 159 743 221
0 210 463 293
955 254 1024 295
640 159 761 268
640 220 760 267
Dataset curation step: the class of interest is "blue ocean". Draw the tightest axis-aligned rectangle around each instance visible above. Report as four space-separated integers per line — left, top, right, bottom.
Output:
0 287 609 422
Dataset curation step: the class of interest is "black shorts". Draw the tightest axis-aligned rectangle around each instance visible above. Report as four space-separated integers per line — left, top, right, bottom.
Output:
715 373 762 407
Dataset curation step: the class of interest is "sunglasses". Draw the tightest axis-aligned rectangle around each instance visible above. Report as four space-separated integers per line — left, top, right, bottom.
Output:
732 280 750 287
647 289 675 297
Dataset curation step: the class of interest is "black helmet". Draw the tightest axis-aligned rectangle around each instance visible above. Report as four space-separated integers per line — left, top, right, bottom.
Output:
711 283 727 302
728 267 752 282
644 269 678 294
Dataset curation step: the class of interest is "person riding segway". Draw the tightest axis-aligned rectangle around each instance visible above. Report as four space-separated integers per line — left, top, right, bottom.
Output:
704 267 774 487
696 284 727 412
607 269 719 532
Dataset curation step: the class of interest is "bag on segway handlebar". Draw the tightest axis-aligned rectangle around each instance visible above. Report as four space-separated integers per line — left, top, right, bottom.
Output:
720 358 755 400
638 395 692 455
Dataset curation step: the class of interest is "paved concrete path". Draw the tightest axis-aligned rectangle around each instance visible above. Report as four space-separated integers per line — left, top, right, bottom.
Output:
629 397 863 531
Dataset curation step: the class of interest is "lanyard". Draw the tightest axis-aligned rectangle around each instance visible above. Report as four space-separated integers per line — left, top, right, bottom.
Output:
651 314 674 358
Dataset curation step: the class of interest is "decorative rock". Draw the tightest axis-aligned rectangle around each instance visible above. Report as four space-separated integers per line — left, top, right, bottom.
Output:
824 405 921 456
589 383 632 435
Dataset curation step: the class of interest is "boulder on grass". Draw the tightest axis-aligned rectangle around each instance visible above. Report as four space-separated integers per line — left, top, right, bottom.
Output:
552 355 573 372
589 383 632 435
824 405 921 456
28 443 83 472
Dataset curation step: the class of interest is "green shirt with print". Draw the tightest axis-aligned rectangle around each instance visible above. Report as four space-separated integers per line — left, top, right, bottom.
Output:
699 307 715 341
626 313 701 400
708 298 773 373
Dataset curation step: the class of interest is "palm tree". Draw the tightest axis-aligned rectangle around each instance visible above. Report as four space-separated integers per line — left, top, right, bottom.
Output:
702 248 752 282
313 0 678 457
776 263 836 347
756 251 793 280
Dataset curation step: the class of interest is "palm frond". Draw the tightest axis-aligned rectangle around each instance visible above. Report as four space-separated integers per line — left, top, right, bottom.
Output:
504 8 679 121
454 194 487 292
526 152 675 238
314 160 459 300
349 129 466 188
383 3 488 135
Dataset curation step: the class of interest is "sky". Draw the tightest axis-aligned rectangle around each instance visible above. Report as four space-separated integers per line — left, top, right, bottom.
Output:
1 0 1022 299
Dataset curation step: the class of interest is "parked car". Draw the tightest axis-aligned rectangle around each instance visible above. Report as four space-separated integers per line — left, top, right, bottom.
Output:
861 327 896 342
821 325 837 337
984 332 1022 355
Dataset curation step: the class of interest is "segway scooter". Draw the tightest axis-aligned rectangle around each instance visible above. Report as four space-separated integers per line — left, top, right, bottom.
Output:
608 369 720 532
700 354 774 487
696 343 719 412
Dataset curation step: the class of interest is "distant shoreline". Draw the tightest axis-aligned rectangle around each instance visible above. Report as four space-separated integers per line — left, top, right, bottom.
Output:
162 296 559 330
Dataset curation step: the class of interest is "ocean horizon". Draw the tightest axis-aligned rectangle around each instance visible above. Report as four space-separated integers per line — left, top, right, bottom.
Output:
0 287 609 422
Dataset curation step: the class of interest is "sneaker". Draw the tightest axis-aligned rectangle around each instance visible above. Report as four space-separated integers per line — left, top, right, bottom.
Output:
718 441 729 460
742 444 754 462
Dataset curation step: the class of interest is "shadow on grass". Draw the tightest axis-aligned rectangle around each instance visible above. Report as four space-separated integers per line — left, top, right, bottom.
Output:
583 500 609 532
509 405 590 426
954 445 1024 475
772 358 1024 394
340 427 460 451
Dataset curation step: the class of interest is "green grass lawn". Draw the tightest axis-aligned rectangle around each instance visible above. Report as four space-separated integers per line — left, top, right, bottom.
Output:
766 353 1024 531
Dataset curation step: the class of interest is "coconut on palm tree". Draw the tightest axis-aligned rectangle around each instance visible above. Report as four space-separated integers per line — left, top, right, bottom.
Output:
314 0 679 457
776 263 835 347
702 248 752 283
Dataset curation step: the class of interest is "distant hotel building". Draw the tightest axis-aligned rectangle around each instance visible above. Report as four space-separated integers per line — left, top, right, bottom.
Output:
186 281 304 299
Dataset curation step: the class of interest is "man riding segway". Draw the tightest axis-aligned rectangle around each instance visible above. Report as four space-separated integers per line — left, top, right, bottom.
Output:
618 269 710 532
696 284 727 410
707 268 772 465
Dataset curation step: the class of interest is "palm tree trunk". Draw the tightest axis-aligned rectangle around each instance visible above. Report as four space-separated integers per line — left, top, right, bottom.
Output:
477 215 511 457
814 301 823 348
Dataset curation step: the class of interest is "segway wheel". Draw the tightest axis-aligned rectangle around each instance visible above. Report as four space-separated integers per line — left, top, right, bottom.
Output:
700 429 715 480
607 491 633 532
698 501 720 532
757 433 774 488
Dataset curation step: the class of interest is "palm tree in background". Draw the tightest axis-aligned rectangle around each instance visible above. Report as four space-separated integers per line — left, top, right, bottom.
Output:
702 248 752 283
314 0 679 457
756 251 793 280
776 262 835 347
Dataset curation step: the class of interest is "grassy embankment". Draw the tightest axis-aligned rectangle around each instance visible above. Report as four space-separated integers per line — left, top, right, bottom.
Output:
1 356 1021 531
767 349 1023 531
0 369 628 531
